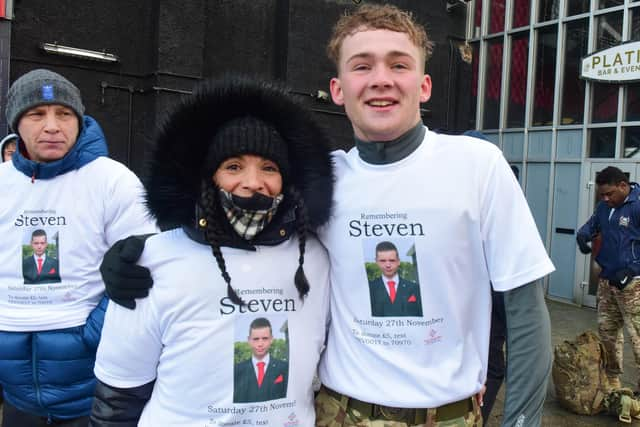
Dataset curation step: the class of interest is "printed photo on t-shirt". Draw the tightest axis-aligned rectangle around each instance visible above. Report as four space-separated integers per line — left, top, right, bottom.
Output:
232 314 289 403
21 228 61 285
362 238 423 317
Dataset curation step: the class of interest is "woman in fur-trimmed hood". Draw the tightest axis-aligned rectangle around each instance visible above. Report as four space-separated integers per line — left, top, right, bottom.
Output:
90 75 334 426
145 74 334 302
147 76 333 231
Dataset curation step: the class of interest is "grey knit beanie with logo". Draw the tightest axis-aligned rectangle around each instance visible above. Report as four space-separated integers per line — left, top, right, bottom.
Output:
6 69 85 132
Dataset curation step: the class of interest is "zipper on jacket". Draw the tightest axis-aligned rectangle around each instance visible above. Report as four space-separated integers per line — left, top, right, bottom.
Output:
31 334 45 410
31 162 40 183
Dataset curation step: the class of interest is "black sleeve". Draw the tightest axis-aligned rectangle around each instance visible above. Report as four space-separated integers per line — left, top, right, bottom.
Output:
501 281 552 427
89 379 155 427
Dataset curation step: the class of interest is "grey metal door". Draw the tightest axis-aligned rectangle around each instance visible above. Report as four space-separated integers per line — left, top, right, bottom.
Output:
547 164 581 302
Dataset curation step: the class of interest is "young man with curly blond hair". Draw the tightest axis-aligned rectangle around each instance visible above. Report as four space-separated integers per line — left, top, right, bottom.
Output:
314 4 554 426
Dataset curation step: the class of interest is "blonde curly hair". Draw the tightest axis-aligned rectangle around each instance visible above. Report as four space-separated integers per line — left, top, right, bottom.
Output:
326 4 434 68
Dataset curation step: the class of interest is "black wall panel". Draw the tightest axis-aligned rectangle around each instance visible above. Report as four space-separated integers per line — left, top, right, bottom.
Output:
7 0 471 172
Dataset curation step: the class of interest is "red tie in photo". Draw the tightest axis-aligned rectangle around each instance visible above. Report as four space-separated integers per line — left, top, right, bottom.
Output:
387 280 397 303
257 361 265 388
37 258 43 274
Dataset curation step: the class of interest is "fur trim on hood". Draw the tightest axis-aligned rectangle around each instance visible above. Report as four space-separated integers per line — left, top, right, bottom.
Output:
144 75 334 232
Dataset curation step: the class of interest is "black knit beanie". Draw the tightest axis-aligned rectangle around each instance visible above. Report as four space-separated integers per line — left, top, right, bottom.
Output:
205 116 290 181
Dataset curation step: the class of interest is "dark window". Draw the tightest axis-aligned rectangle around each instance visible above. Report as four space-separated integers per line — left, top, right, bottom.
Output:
507 34 529 127
483 39 504 129
567 0 590 16
592 84 619 123
632 8 640 40
538 0 560 22
623 126 640 158
597 0 624 9
473 0 483 37
627 83 640 122
589 127 616 157
596 11 623 49
513 0 531 28
470 43 480 127
590 12 623 124
532 27 558 126
560 19 588 125
489 0 506 34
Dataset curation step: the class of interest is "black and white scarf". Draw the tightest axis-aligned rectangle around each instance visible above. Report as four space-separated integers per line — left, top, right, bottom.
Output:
219 189 284 240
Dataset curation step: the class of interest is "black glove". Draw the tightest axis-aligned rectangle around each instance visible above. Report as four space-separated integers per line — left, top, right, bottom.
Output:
100 234 155 309
611 268 635 290
576 234 592 254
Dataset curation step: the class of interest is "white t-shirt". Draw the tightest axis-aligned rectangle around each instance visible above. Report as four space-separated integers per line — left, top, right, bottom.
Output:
0 158 157 331
318 128 554 408
95 229 330 427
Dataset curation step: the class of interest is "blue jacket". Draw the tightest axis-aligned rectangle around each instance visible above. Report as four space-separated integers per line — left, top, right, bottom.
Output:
577 183 640 280
0 116 110 420
12 116 108 179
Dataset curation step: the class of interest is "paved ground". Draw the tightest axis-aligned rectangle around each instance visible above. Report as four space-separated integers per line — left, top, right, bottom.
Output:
0 299 638 425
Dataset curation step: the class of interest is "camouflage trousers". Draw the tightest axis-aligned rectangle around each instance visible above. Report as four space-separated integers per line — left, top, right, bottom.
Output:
598 278 640 388
315 387 482 427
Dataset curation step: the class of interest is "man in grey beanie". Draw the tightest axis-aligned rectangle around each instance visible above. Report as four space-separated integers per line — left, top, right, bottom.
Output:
0 69 157 426
5 68 85 133
4 69 86 165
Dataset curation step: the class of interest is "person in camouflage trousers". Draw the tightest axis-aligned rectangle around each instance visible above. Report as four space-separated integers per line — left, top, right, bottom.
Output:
597 277 640 389
577 166 640 391
314 386 482 427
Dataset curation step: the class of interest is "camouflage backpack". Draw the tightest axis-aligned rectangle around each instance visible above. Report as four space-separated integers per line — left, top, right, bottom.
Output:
552 330 611 415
